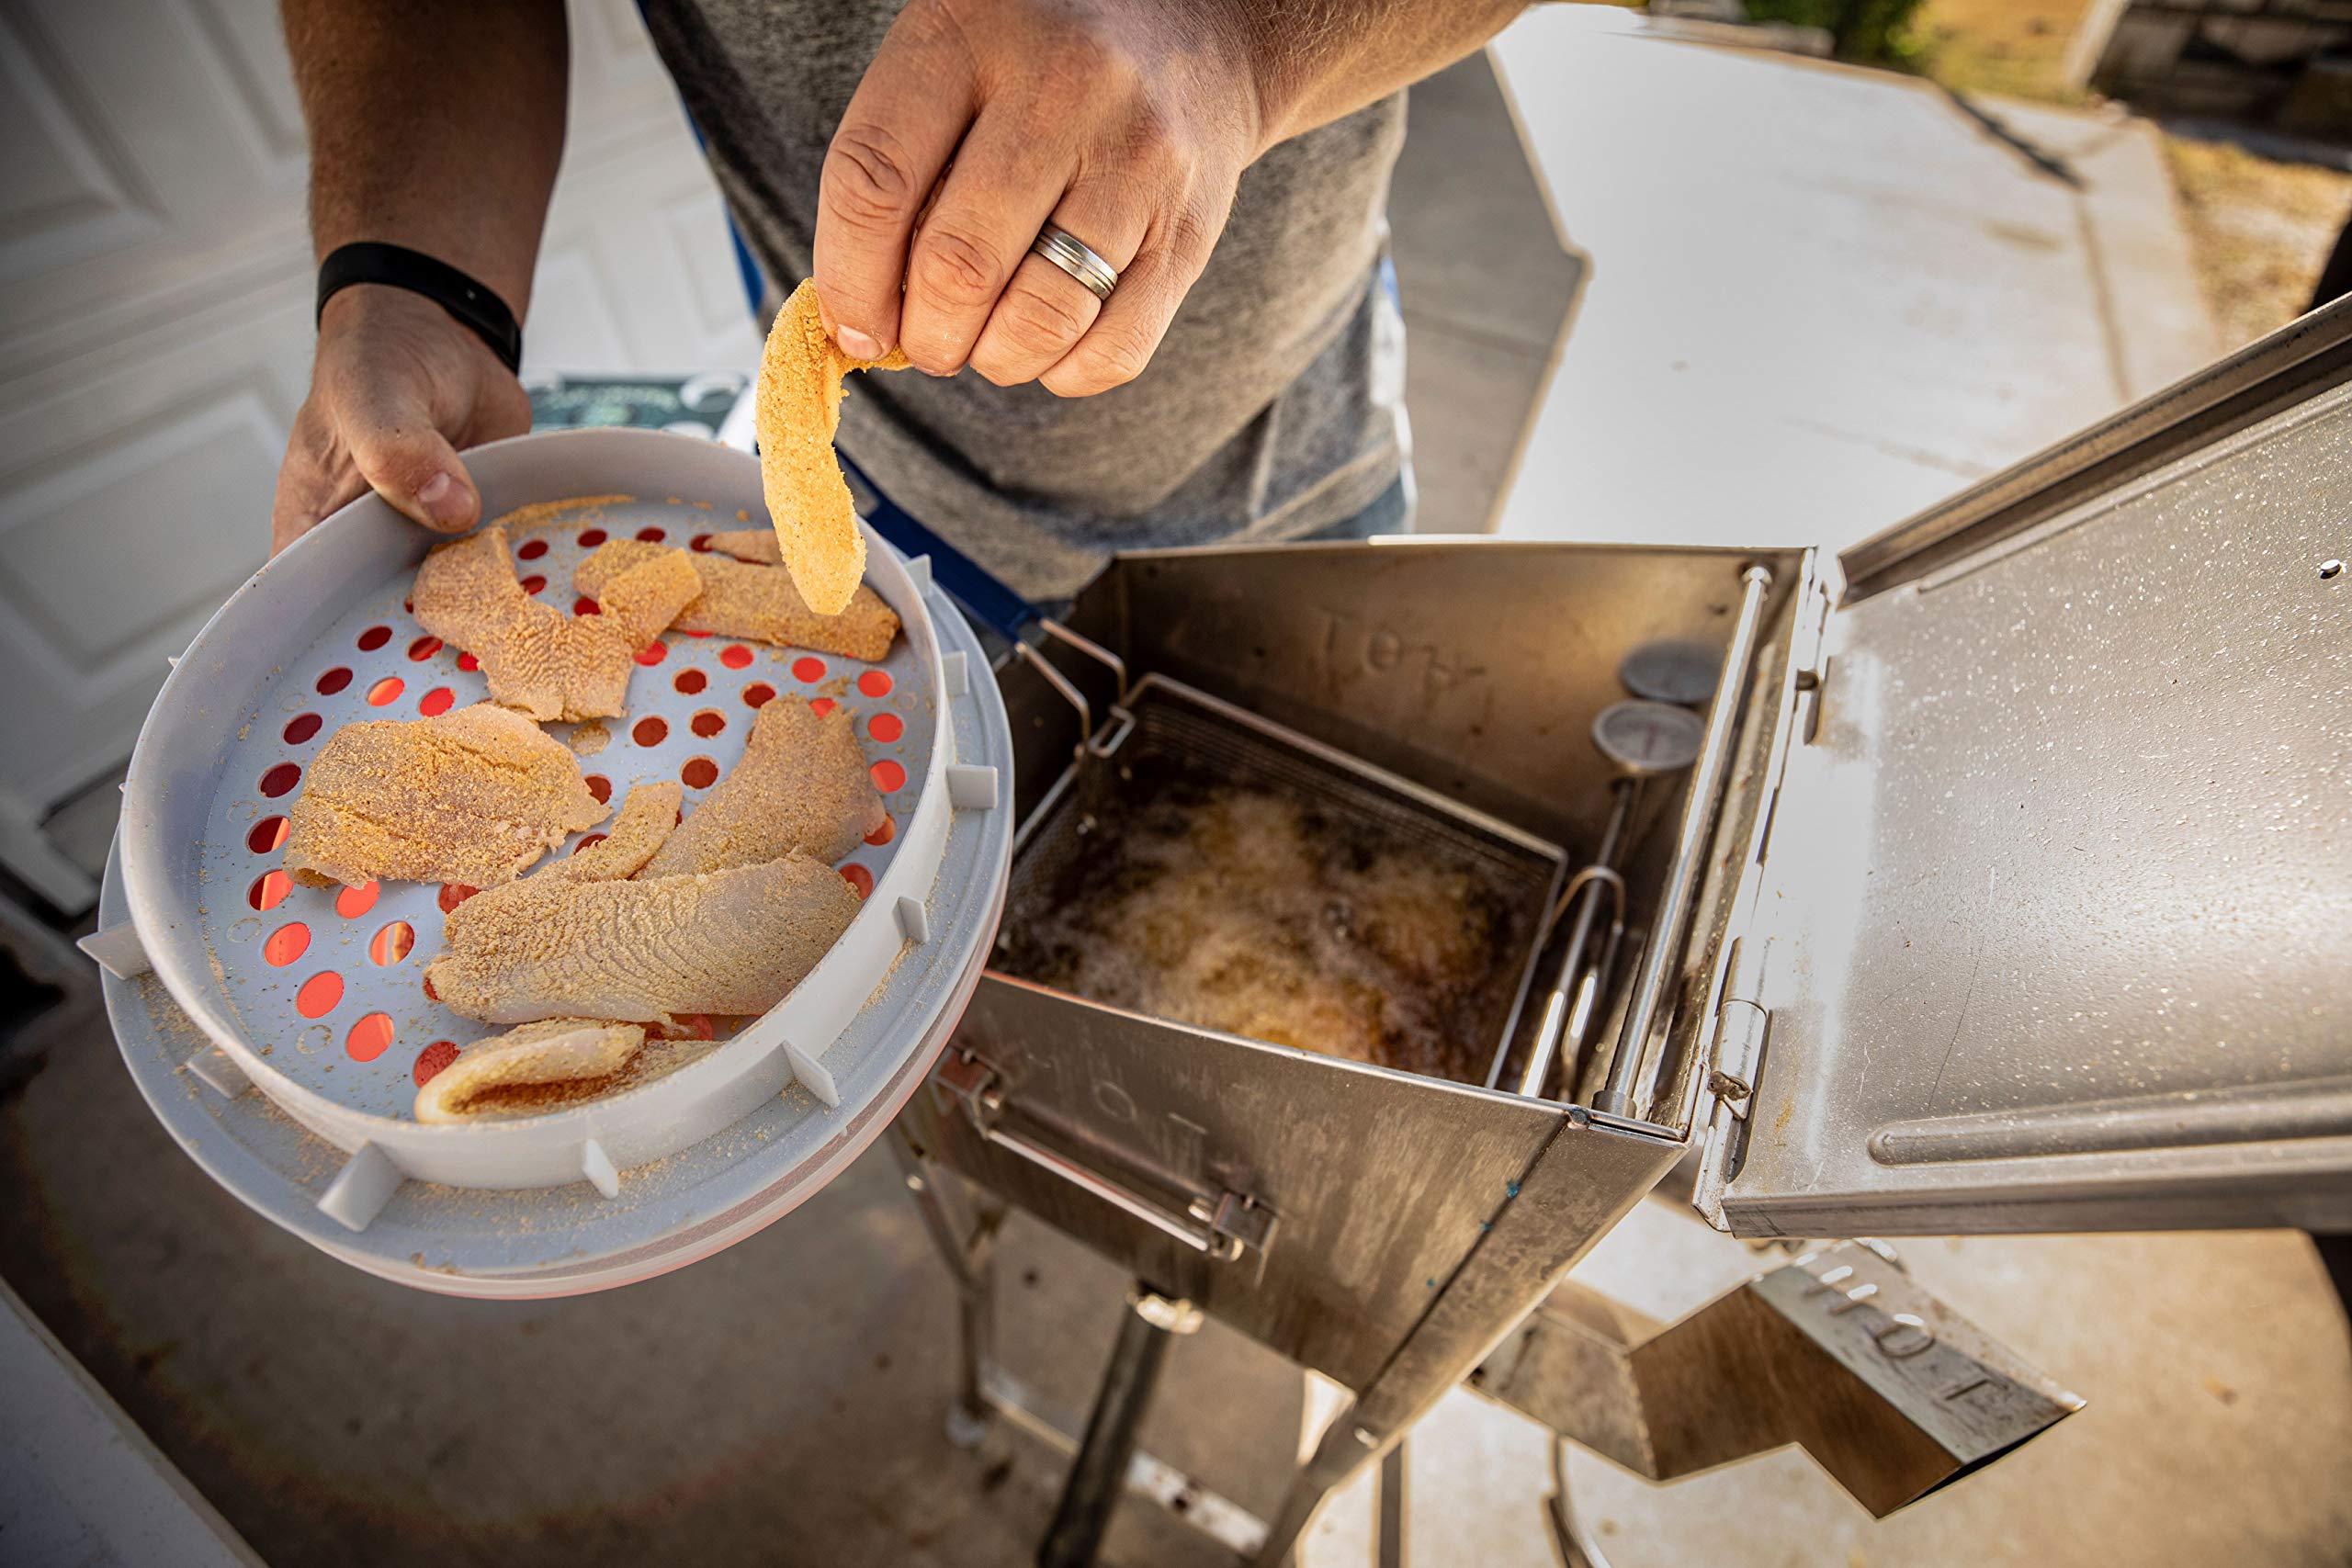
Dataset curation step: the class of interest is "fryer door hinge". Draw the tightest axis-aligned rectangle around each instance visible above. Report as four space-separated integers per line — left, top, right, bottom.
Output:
1694 934 1772 1228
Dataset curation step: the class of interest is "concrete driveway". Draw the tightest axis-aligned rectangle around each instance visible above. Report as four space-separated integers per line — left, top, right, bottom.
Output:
1485 6 2215 555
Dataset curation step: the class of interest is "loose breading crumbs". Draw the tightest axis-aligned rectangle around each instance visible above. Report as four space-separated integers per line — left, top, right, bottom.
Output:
573 538 899 662
755 280 909 616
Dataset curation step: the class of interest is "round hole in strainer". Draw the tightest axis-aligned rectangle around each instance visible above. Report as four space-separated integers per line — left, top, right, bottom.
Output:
457 651 479 672
413 1041 459 1086
437 884 478 914
263 922 310 966
573 597 600 616
871 760 906 793
520 574 547 595
583 774 612 804
865 814 895 847
690 533 712 552
283 714 322 745
858 671 893 698
419 687 454 716
366 676 404 706
259 762 301 798
295 972 344 1019
356 626 392 652
316 667 352 695
674 669 707 695
517 537 548 561
690 708 726 738
369 920 414 965
632 716 668 747
810 698 836 717
579 526 607 547
870 713 904 743
335 881 379 919
719 645 753 671
572 833 607 855
635 641 667 667
742 682 775 708
842 864 874 898
636 526 666 543
682 757 719 789
248 816 289 853
407 636 441 661
248 870 292 911
346 1013 394 1063
793 656 825 682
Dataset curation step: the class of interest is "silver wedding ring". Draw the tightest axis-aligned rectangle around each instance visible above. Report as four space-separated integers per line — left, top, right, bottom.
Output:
1030 222 1119 302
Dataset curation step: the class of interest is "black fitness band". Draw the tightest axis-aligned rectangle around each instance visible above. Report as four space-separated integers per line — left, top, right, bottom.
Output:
316 242 523 374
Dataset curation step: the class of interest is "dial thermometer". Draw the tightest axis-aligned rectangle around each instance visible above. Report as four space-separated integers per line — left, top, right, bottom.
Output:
1591 699 1706 777
1618 639 1723 706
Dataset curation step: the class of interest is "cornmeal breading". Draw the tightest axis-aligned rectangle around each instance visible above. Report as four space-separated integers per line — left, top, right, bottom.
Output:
639 699 884 877
755 279 908 616
424 852 861 1024
413 1018 647 1123
573 539 899 662
412 524 698 722
702 528 782 565
536 781 683 884
281 703 606 889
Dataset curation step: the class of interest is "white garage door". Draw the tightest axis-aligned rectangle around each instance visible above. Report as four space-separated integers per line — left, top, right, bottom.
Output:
0 0 762 912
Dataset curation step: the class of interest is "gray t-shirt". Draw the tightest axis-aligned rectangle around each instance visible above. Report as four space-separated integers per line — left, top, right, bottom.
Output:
639 1 1407 599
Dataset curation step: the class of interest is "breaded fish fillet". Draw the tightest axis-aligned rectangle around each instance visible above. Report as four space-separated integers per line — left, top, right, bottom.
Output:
639 698 884 877
281 702 606 889
424 852 861 1024
755 279 908 616
538 780 684 883
573 539 899 662
413 1018 647 1123
413 524 698 722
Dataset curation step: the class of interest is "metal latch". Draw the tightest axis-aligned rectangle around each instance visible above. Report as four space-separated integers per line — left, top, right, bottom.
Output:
936 1051 1276 1262
1693 936 1770 1225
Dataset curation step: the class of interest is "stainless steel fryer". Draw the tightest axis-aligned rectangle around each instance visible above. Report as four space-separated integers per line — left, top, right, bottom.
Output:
896 296 2352 1564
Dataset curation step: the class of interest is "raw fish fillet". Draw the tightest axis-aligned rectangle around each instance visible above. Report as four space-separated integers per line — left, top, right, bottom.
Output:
755 279 909 615
281 702 606 889
425 852 862 1024
573 539 899 662
413 1018 647 1122
412 523 698 721
640 698 884 877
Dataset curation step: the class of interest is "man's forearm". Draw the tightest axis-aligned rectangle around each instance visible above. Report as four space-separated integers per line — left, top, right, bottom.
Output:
1241 1 1527 153
284 0 568 315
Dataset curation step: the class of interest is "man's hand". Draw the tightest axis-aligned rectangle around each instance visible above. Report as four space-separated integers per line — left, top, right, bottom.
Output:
270 287 532 556
814 0 1261 398
812 0 1522 398
275 0 563 555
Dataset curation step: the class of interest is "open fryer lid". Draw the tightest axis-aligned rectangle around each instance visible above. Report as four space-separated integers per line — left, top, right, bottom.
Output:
1717 299 2352 1236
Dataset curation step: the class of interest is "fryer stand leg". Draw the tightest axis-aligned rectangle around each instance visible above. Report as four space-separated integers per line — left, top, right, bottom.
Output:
890 1125 1001 1444
1037 1285 1202 1568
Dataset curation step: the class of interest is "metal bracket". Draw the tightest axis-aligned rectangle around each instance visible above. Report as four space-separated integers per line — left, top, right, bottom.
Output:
1468 1239 2082 1519
1017 619 1139 763
936 1051 1276 1262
